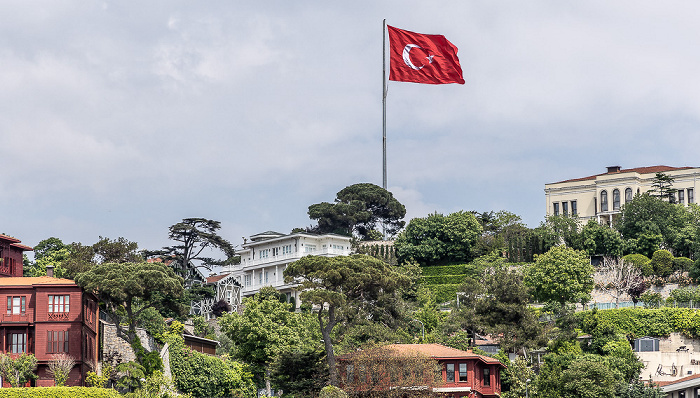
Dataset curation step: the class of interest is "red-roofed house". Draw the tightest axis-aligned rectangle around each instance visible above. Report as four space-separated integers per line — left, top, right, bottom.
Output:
0 276 99 387
337 344 504 398
544 165 700 225
657 373 700 397
0 234 33 277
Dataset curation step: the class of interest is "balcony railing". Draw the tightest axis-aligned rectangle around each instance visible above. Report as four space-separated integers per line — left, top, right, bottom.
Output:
48 312 69 321
2 313 30 323
239 248 350 268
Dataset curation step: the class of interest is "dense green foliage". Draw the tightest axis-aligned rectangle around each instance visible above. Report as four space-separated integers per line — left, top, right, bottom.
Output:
307 183 406 239
220 287 305 394
165 322 255 398
284 254 414 386
0 387 122 398
0 353 37 387
75 261 184 343
395 211 483 266
574 307 700 338
525 246 595 305
448 255 544 351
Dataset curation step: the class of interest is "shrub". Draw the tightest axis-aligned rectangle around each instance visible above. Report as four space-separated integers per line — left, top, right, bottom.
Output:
641 292 663 309
47 353 75 387
164 322 255 398
674 257 694 272
650 250 674 277
623 254 652 276
0 387 121 397
319 385 348 398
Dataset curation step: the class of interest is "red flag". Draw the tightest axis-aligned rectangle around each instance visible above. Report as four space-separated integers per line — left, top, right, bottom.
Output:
387 25 464 85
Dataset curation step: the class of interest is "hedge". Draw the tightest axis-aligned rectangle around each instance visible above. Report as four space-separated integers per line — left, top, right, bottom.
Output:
0 387 122 398
421 275 467 285
574 307 700 338
421 264 482 277
431 284 463 304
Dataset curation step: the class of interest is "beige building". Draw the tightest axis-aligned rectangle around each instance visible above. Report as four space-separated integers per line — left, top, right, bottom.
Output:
544 165 700 225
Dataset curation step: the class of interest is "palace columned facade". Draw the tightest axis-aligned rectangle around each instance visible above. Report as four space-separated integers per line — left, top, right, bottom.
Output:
544 165 700 225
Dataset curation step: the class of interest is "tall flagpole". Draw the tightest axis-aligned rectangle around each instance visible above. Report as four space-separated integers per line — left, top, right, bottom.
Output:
382 19 387 191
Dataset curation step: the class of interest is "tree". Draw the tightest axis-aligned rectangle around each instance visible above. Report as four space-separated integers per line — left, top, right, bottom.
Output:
47 353 75 386
338 344 442 398
617 193 690 256
308 183 406 240
395 211 483 266
219 287 303 395
284 254 413 386
617 380 665 398
448 255 544 352
535 214 582 249
649 249 674 277
560 359 620 398
593 257 644 308
74 262 184 343
649 172 677 203
0 352 37 387
148 218 236 283
579 220 624 257
471 210 526 257
524 246 595 306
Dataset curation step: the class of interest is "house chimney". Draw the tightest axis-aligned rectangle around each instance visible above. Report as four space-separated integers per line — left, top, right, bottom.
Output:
607 166 621 174
47 264 54 278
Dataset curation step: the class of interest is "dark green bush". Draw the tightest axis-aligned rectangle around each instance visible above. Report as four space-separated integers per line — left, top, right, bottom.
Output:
623 254 652 276
0 387 121 398
674 257 694 272
650 250 674 277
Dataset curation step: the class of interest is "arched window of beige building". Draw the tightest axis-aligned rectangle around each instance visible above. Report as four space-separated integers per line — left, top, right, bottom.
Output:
613 189 621 211
601 190 608 212
625 188 633 203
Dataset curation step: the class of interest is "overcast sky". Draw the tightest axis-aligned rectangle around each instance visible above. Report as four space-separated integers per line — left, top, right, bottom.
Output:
3 1 700 258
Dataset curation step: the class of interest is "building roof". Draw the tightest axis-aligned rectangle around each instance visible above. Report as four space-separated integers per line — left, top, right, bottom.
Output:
0 276 78 286
0 234 21 243
338 344 503 366
550 165 696 185
206 273 231 284
657 373 700 388
10 243 33 251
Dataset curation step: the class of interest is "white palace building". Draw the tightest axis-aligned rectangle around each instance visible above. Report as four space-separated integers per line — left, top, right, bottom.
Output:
191 231 352 317
544 165 700 226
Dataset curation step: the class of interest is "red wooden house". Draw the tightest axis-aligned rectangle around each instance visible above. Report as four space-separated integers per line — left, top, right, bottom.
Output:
0 234 32 277
0 276 99 386
338 344 504 398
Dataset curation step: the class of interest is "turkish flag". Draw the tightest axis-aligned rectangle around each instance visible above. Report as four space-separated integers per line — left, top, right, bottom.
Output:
388 25 465 85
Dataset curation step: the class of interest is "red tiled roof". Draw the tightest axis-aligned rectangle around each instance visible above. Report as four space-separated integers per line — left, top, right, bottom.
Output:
551 165 696 184
656 373 700 387
0 276 77 286
10 243 33 251
0 235 21 243
338 344 503 367
206 273 231 284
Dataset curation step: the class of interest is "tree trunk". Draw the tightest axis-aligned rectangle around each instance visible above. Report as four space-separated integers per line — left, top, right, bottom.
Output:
320 305 338 386
265 365 272 396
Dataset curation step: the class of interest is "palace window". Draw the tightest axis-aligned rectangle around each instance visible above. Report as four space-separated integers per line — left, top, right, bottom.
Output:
562 201 569 216
304 245 317 253
459 363 468 382
483 367 491 386
571 200 578 216
600 190 608 212
553 202 560 216
689 188 694 204
446 363 455 382
244 274 251 287
47 331 69 353
6 296 26 315
625 188 633 203
48 295 70 313
272 247 279 256
613 189 621 211
679 189 685 204
8 332 27 354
